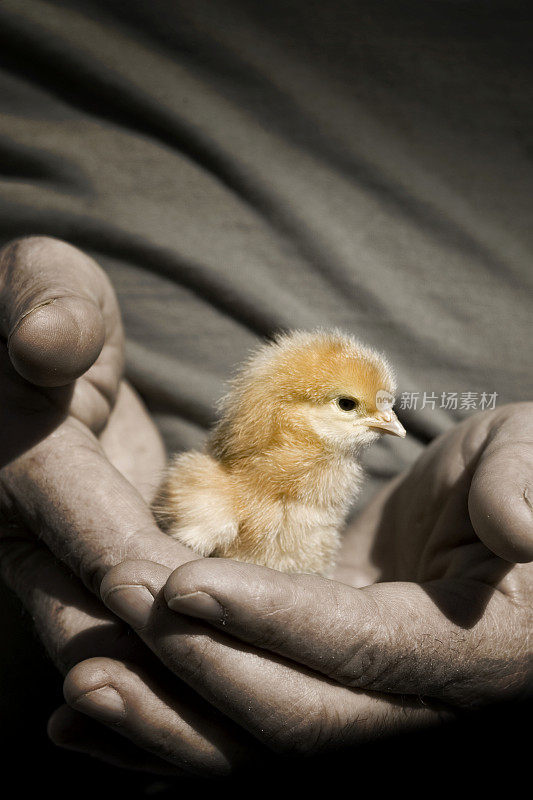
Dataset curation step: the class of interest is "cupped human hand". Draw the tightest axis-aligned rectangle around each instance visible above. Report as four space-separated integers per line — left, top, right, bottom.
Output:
0 235 197 583
0 236 262 775
94 404 532 762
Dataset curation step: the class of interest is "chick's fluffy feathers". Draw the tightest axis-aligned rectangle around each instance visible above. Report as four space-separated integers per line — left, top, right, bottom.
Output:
153 330 397 574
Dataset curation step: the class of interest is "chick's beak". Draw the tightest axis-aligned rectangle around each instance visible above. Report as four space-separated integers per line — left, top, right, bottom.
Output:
367 411 406 438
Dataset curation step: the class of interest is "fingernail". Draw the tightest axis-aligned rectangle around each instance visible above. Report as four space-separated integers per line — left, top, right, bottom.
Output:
167 591 224 622
72 686 126 724
103 584 154 628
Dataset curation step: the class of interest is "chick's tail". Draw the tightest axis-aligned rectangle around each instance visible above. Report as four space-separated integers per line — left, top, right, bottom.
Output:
152 451 239 557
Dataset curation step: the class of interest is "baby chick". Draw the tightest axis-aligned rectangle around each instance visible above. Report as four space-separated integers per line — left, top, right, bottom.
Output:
153 329 405 575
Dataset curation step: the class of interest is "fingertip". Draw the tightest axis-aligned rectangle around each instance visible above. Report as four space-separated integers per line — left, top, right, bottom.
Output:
8 296 105 387
100 559 172 604
164 557 252 595
163 557 211 602
163 558 246 610
64 659 126 725
163 558 298 622
63 658 113 705
47 704 85 746
469 448 533 563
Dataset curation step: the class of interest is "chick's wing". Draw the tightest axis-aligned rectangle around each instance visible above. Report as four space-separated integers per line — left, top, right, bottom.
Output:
152 451 239 556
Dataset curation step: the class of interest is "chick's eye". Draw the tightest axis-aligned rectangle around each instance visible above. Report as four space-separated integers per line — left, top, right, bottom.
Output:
337 397 358 412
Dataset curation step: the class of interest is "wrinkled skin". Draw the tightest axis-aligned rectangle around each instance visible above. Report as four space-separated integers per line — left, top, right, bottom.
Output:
1 236 532 776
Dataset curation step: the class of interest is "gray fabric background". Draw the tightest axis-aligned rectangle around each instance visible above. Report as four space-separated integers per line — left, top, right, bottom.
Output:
0 0 532 788
1 1 531 473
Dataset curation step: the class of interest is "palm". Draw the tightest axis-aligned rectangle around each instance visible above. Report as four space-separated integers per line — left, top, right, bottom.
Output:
338 404 533 610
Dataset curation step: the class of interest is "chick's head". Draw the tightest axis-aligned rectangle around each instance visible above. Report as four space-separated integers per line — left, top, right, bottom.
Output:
211 329 405 462
273 330 405 454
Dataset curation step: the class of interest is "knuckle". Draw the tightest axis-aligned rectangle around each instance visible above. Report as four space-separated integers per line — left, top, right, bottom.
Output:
2 235 64 263
243 597 300 651
262 691 335 755
330 639 393 689
167 632 211 686
245 624 288 653
0 235 37 265
325 600 397 690
0 235 62 281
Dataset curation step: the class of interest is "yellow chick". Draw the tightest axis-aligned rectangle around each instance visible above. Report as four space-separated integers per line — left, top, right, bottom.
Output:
153 329 405 575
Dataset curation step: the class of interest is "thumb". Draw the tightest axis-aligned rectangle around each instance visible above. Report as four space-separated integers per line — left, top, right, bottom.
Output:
0 236 111 387
469 403 533 562
163 558 529 706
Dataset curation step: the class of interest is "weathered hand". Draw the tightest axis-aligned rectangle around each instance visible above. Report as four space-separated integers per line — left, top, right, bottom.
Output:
0 235 193 580
95 404 532 760
0 236 258 775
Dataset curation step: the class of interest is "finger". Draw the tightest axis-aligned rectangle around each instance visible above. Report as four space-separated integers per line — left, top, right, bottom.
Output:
0 236 113 387
99 381 166 505
0 534 253 776
469 403 533 562
102 560 446 752
63 658 254 776
48 705 182 775
162 558 531 707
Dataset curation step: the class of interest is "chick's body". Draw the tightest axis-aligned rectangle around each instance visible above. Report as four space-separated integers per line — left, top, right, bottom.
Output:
153 330 405 575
